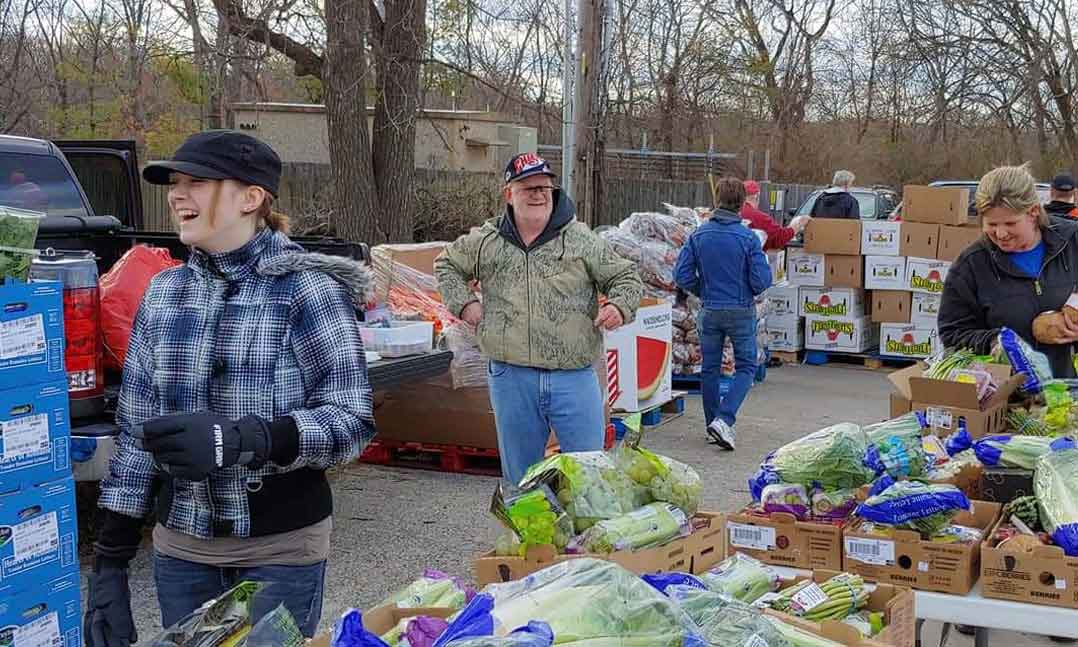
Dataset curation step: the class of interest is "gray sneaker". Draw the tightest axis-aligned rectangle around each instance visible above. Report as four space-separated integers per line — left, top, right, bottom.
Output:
707 420 736 450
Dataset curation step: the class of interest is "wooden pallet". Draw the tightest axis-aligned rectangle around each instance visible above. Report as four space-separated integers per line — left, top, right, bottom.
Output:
771 350 804 365
803 349 915 370
360 440 502 476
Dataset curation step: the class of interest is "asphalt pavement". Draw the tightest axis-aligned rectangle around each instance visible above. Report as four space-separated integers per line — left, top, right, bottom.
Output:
90 362 1055 645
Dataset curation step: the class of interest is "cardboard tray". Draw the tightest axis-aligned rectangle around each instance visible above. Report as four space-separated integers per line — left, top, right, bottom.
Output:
309 605 456 646
764 568 916 647
473 512 721 586
724 509 845 571
980 514 1078 609
842 500 1001 594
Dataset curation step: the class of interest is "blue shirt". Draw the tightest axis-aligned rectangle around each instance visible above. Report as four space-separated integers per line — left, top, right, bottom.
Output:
1008 241 1046 278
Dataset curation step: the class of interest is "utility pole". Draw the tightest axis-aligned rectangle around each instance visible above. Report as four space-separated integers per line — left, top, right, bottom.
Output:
572 0 607 225
561 0 575 198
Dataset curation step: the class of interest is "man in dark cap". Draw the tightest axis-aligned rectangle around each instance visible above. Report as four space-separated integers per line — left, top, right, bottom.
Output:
1044 173 1078 219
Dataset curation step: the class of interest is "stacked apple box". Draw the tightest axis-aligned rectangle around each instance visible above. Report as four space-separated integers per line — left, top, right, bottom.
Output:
793 219 879 353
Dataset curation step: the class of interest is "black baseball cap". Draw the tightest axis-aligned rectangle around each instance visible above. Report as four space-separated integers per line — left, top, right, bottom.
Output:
1052 173 1076 192
142 130 282 197
504 152 556 184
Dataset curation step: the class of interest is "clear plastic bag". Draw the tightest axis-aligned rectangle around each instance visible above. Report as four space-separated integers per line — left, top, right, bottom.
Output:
521 451 651 532
664 585 789 646
242 604 304 647
696 553 782 603
443 322 487 389
149 581 262 646
749 424 876 500
0 206 44 281
566 502 690 554
383 570 475 610
1034 448 1078 555
620 212 693 247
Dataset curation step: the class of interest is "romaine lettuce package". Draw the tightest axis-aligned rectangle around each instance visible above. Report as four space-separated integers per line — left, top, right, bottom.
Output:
855 480 971 537
383 570 475 610
750 423 876 500
999 327 1053 395
521 451 651 532
760 483 810 520
973 434 1077 470
479 558 706 646
863 414 929 479
696 553 781 603
566 502 690 554
663 585 790 647
1035 448 1078 556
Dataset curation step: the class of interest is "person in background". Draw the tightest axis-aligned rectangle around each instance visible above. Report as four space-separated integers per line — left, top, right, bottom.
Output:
810 170 861 219
1044 173 1078 219
739 180 809 249
939 164 1078 379
434 153 643 484
675 177 772 450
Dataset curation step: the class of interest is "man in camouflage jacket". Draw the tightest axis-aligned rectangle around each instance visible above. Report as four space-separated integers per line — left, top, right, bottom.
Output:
435 153 643 483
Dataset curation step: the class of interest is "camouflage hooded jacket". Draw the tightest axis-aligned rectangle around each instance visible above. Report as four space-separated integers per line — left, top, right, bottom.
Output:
435 191 643 370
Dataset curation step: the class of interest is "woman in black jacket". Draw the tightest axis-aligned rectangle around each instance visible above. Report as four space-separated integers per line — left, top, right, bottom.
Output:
939 164 1078 378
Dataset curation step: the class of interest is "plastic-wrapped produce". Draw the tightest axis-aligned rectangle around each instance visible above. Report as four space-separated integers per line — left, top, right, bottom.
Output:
664 586 790 647
685 329 700 345
620 212 693 247
696 553 782 603
520 452 651 532
750 424 876 500
566 502 690 554
855 481 971 537
443 322 487 389
661 202 703 228
383 570 476 609
761 483 811 520
1035 448 1078 555
672 306 694 331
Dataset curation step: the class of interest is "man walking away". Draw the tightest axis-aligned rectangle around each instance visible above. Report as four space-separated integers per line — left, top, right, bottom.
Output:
739 180 809 249
676 177 773 450
811 170 861 219
435 153 644 484
1044 173 1078 220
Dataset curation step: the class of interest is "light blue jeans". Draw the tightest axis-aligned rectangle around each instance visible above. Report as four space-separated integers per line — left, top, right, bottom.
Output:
487 359 605 484
699 307 757 428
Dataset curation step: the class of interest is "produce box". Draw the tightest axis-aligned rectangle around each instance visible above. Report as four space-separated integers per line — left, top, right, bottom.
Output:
724 509 845 571
980 514 1078 609
605 300 673 412
825 254 864 289
861 221 902 256
766 318 805 352
0 477 79 592
767 249 787 283
890 393 911 418
926 461 983 500
798 288 866 318
788 250 826 287
879 324 937 359
763 569 916 647
473 512 721 586
871 291 911 324
978 467 1034 504
0 379 71 493
805 219 862 255
765 283 800 317
805 315 879 353
888 362 1023 438
898 222 940 259
842 500 1001 594
309 605 455 647
864 256 907 291
937 225 982 262
910 293 940 328
904 258 950 295
0 572 81 647
901 186 969 226
0 280 66 388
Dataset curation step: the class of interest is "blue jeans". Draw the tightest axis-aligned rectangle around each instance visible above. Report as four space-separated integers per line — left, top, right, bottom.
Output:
487 359 605 484
153 552 326 638
698 308 757 427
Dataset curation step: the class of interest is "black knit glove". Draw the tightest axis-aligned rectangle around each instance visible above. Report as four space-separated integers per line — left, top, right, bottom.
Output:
142 412 272 481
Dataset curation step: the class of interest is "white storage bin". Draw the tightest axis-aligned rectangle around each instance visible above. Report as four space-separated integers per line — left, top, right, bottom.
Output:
359 321 434 357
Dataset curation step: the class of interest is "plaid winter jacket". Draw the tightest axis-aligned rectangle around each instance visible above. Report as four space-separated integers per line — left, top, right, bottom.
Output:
98 229 375 539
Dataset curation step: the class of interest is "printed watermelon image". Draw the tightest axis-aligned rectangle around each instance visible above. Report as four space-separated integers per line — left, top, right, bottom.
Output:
637 336 671 399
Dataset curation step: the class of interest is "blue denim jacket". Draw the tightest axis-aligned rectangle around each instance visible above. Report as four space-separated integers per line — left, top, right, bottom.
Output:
675 209 773 309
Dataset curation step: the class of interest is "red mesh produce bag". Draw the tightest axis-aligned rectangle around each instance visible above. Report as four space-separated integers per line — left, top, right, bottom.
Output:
100 245 181 370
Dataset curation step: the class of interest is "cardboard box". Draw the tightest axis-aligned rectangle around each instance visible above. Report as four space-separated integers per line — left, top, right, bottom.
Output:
861 221 903 256
904 257 950 295
981 514 1078 609
767 250 787 283
798 288 866 318
605 301 673 412
763 569 916 647
910 293 941 328
902 185 970 226
890 393 912 418
805 219 862 255
374 380 499 448
843 501 1001 594
766 317 805 352
888 362 1023 438
865 257 908 291
824 255 864 289
310 605 455 647
724 509 844 570
0 380 71 493
978 467 1034 504
898 222 940 259
927 461 983 500
0 572 81 647
937 225 982 262
805 315 879 353
473 513 721 586
765 283 800 317
0 477 78 592
872 291 912 324
374 242 448 276
787 250 826 287
0 280 66 388
879 324 938 359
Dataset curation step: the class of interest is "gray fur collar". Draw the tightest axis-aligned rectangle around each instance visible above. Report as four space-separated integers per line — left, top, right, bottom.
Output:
258 251 372 306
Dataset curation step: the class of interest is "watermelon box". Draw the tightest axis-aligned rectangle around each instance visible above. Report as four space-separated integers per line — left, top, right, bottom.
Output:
605 300 672 413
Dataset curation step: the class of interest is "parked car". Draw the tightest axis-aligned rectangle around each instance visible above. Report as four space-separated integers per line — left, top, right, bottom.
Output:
788 186 900 222
888 180 1053 220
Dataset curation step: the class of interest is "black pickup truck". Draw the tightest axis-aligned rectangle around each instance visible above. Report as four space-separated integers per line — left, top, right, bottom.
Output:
0 134 451 479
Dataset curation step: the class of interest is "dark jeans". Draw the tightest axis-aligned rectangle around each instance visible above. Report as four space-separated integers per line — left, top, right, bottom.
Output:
698 307 757 427
153 552 326 638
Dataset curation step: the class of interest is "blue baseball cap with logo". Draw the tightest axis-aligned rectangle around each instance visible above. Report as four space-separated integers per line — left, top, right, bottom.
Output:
504 153 557 184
